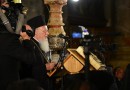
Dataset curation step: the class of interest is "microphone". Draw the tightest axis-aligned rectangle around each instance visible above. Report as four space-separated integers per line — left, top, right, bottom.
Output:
22 26 34 38
58 34 69 39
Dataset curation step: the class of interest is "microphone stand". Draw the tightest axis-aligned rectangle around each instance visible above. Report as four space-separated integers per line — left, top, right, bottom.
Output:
59 37 68 90
82 35 105 81
81 37 92 82
97 38 106 65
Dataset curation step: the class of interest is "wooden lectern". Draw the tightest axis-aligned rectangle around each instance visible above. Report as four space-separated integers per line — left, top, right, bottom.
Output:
64 46 106 74
64 49 85 74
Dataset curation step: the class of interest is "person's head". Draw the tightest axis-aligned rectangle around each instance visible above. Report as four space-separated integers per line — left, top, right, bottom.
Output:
113 66 124 80
27 15 49 52
27 15 49 41
0 0 4 5
34 25 49 42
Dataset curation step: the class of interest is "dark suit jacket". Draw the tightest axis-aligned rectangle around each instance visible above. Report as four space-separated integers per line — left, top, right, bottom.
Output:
0 33 36 90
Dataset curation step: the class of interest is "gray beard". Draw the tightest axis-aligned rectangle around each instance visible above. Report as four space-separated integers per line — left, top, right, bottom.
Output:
39 38 50 53
39 38 60 63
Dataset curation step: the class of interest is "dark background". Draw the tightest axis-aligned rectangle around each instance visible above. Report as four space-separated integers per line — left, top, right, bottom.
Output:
22 0 130 68
67 0 107 27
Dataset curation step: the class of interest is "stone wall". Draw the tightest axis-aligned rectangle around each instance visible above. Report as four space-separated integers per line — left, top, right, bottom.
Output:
22 0 44 22
108 0 130 68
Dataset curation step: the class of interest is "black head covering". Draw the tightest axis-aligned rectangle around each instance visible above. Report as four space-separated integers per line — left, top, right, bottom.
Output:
27 15 46 31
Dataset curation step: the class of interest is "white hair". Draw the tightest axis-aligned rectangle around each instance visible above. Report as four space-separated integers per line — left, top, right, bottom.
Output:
39 38 50 53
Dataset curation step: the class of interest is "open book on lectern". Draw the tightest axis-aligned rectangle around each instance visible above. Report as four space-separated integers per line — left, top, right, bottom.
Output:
68 46 106 70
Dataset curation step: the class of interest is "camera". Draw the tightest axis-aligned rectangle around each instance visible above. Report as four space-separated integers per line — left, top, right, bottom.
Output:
71 26 89 39
0 0 25 31
72 32 82 39
6 0 24 13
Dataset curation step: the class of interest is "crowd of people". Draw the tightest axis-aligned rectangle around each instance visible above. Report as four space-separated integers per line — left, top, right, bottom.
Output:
0 1 130 90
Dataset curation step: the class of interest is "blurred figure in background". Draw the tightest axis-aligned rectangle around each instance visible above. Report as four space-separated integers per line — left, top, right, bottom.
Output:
113 66 124 90
122 64 130 90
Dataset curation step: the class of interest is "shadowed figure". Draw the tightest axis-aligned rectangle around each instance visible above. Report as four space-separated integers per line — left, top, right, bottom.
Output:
6 79 44 90
122 64 130 90
62 70 114 90
113 66 124 90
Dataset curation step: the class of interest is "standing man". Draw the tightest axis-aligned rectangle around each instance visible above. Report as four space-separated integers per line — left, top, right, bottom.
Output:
20 15 56 90
0 2 39 90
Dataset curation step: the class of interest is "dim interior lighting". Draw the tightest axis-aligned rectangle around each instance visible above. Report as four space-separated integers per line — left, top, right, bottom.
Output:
13 0 22 3
72 0 79 2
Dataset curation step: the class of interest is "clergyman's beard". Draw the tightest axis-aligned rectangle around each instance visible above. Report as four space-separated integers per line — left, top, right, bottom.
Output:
39 38 50 53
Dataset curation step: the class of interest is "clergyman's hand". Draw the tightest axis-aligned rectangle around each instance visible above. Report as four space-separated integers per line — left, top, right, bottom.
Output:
46 62 56 71
20 32 31 40
20 25 33 40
